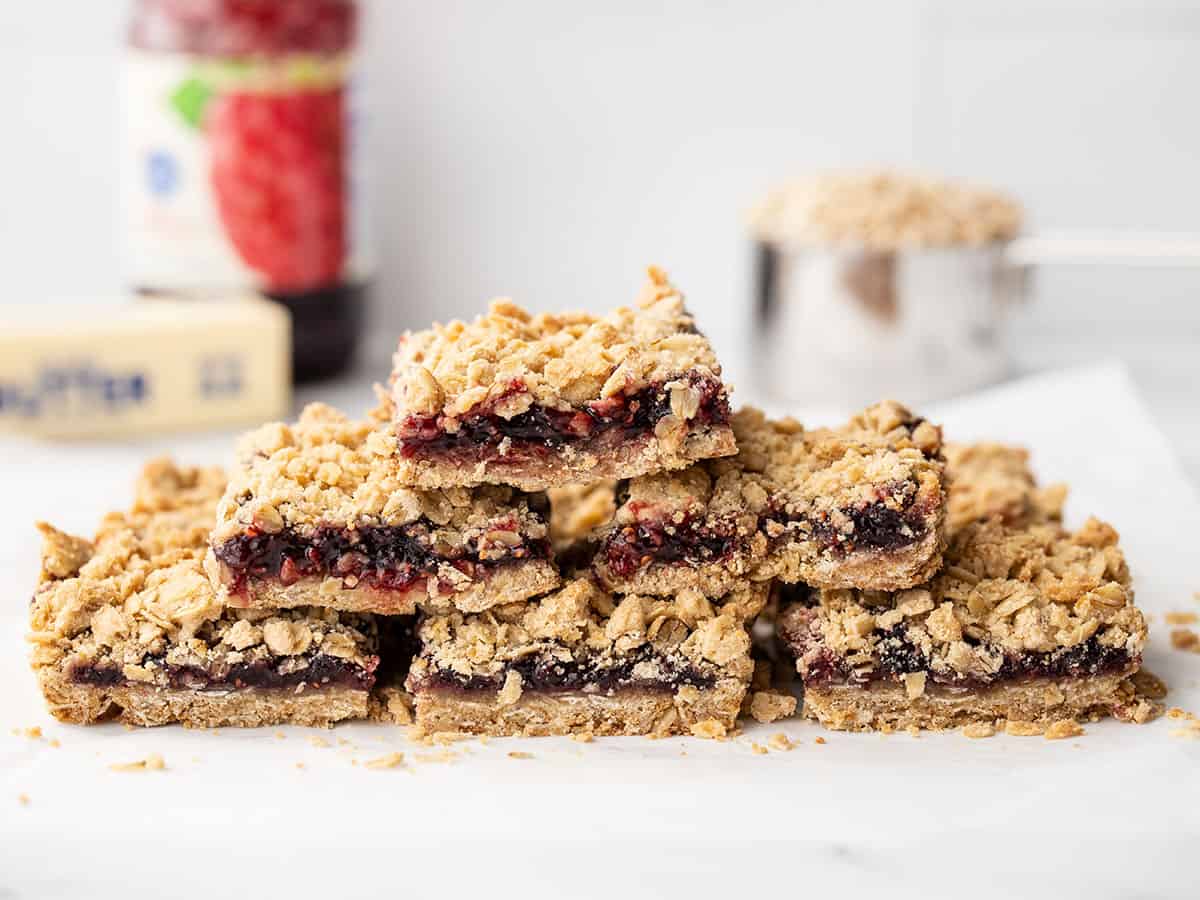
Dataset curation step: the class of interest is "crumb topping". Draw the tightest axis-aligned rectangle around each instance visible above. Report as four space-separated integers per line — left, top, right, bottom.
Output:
410 577 762 685
548 481 617 550
390 267 725 421
213 403 549 547
747 169 1022 249
945 442 1066 534
796 516 1145 680
29 460 377 686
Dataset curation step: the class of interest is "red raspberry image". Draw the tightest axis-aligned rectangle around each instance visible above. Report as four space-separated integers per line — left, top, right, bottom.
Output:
207 87 347 292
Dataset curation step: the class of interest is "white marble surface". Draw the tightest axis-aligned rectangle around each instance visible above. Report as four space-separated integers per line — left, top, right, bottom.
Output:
1 362 1198 900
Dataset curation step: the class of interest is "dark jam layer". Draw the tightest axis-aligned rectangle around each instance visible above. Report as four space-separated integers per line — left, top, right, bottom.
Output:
414 645 716 696
791 621 1137 690
770 482 930 558
397 373 730 458
601 488 928 580
213 519 551 595
601 509 737 579
67 652 378 693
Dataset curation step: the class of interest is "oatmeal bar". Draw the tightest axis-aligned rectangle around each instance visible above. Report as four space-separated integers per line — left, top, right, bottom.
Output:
206 404 559 615
388 267 736 491
945 442 1067 534
406 578 767 737
28 460 380 728
594 402 945 596
778 516 1146 732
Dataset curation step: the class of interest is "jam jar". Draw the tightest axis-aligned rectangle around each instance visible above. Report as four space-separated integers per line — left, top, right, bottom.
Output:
124 0 370 381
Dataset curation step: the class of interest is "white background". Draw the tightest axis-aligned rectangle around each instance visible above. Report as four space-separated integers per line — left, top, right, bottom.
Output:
0 1 1197 473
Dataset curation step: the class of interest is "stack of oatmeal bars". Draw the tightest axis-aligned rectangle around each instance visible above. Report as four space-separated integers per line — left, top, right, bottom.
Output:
27 269 1152 737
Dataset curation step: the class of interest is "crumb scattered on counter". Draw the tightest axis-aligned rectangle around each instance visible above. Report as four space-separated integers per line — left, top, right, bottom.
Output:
1166 611 1199 625
48 738 60 748
815 736 826 745
750 742 768 755
274 731 286 740
572 733 593 743
24 727 42 740
295 762 306 770
507 751 533 760
364 752 405 770
308 736 331 748
110 752 166 772
768 733 794 751
18 794 30 806
1044 720 1084 741
1170 629 1200 653
962 722 996 739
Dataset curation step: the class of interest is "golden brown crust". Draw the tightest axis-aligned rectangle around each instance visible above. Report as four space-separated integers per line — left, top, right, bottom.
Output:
413 680 746 737
37 666 366 728
945 442 1067 535
595 402 946 594
206 553 559 617
390 267 725 421
801 673 1131 732
747 169 1022 249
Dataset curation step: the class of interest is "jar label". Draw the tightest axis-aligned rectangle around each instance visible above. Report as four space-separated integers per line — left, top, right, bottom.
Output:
122 49 371 293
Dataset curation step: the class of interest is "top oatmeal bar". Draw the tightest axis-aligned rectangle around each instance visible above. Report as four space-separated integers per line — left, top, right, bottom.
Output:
388 267 736 491
29 459 381 729
593 401 946 596
206 403 559 616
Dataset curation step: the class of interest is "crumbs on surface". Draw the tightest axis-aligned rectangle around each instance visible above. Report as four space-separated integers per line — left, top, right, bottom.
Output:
18 793 30 806
308 736 331 748
814 736 826 745
364 751 405 770
1166 611 1199 625
507 751 533 759
572 733 594 743
1170 629 1200 653
767 733 794 751
23 727 42 740
110 752 166 772
1044 719 1084 740
962 722 996 739
750 742 768 755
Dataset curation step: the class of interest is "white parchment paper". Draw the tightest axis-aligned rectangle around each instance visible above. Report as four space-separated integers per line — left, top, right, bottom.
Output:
1 362 1196 899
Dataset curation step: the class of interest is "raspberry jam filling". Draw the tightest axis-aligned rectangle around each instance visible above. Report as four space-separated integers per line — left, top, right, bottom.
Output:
600 485 930 580
214 519 551 596
413 646 717 696
769 482 932 557
601 510 738 579
396 373 730 459
67 652 379 693
782 612 1138 690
